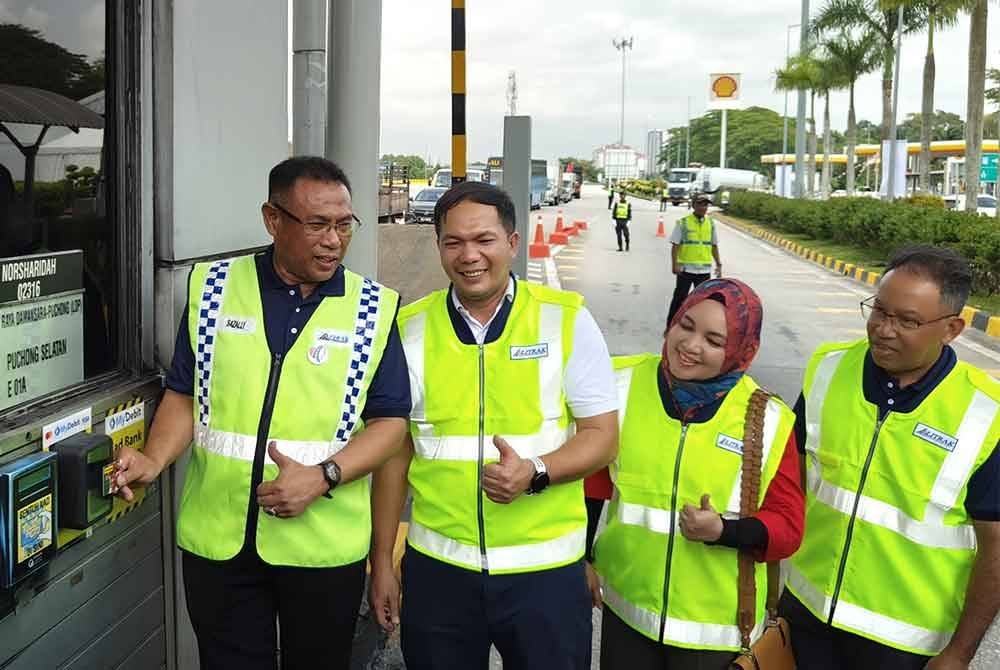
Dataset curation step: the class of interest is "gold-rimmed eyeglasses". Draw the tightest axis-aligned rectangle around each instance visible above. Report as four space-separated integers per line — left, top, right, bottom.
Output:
859 296 958 332
268 201 361 238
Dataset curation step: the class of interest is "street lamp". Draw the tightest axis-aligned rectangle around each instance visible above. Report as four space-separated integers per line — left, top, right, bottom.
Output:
613 37 633 147
780 22 800 198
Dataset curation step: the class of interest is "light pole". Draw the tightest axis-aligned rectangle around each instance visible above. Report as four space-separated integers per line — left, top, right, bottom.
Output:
780 22 800 198
794 0 810 198
613 37 633 147
885 5 904 201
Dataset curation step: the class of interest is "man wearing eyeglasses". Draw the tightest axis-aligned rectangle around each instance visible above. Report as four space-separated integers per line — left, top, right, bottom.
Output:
779 245 1000 670
111 156 410 670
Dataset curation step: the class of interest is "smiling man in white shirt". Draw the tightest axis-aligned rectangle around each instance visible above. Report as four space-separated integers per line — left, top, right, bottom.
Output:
369 181 618 670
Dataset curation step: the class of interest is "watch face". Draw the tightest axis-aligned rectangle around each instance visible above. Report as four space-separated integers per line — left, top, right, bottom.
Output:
531 471 550 493
323 461 341 485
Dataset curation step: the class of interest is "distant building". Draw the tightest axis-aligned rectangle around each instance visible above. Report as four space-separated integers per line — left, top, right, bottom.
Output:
593 143 643 182
645 129 665 178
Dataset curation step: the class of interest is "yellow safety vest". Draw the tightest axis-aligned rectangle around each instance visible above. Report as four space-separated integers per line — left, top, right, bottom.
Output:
787 340 1000 655
615 203 630 219
595 354 793 651
676 214 714 265
176 254 398 567
398 281 586 574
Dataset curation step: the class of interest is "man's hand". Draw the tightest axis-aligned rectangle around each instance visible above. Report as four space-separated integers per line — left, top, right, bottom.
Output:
714 264 723 279
255 441 328 518
679 494 723 542
369 556 402 633
482 436 535 504
584 562 603 609
672 263 681 275
924 650 969 670
111 447 162 501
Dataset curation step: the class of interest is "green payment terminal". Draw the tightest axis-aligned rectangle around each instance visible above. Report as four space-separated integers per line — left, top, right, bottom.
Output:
0 452 58 588
52 433 115 530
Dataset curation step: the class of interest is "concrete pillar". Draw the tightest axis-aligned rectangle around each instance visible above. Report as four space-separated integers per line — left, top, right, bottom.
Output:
292 0 327 156
503 115 530 280
326 0 381 279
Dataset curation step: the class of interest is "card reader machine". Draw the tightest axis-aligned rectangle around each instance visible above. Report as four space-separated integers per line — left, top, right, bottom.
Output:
0 452 58 588
52 433 115 530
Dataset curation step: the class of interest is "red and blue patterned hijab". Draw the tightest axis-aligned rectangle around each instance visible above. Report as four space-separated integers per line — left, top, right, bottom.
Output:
662 278 764 420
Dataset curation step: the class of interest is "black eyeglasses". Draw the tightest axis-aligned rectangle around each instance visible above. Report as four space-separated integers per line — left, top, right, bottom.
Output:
859 296 959 332
267 201 361 238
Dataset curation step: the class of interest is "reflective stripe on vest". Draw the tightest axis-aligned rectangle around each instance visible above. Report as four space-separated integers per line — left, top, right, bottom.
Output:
603 582 765 650
594 354 794 651
177 255 399 567
676 215 713 265
614 203 629 219
399 281 585 574
789 339 1000 654
408 520 586 573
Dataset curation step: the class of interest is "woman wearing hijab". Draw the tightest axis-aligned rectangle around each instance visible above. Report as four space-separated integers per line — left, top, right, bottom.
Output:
589 278 804 669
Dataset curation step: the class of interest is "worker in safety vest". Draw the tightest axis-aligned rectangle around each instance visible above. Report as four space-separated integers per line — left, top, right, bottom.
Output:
667 194 722 324
369 181 619 670
612 192 632 252
112 157 411 670
660 185 669 212
780 245 1000 669
588 279 804 669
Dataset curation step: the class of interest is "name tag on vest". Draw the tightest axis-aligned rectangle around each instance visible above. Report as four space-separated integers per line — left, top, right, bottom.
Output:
716 433 744 455
220 316 256 334
314 329 352 347
510 343 549 360
913 423 958 452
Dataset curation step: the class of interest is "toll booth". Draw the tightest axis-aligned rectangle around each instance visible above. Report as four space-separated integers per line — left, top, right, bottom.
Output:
0 1 372 668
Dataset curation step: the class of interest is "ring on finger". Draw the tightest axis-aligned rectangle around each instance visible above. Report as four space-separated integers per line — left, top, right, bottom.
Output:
266 506 277 516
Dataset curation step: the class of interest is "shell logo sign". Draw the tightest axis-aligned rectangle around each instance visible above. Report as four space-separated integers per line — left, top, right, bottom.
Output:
710 73 741 102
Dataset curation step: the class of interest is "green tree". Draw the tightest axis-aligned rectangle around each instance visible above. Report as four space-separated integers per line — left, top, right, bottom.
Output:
813 1 923 142
963 0 990 212
897 111 965 141
881 0 969 191
823 31 882 194
0 23 103 98
380 154 428 179
776 53 825 196
661 107 795 174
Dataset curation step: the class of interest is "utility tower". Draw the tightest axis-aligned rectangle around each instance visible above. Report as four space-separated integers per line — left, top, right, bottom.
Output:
506 71 518 116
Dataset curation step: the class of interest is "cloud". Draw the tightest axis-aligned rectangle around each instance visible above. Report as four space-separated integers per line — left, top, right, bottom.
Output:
380 0 1000 164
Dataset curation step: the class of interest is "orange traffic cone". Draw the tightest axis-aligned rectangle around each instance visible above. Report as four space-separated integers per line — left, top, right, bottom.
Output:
529 217 550 258
573 219 588 230
556 209 564 229
656 217 666 238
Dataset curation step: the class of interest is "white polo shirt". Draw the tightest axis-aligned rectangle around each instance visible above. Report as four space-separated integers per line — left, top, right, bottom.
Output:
451 278 618 418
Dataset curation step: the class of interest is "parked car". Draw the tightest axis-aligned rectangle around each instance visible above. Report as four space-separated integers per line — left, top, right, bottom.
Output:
943 194 997 217
408 187 447 224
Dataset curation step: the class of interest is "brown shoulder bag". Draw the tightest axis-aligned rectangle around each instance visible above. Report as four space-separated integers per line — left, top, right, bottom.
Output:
729 389 795 670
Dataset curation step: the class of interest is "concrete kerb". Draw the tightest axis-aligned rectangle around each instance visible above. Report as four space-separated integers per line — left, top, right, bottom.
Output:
713 213 1000 342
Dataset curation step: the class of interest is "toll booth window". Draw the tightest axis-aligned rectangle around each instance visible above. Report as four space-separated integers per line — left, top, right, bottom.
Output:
0 5 115 412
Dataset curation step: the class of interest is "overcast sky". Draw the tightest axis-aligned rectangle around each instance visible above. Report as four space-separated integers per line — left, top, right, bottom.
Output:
380 0 1000 164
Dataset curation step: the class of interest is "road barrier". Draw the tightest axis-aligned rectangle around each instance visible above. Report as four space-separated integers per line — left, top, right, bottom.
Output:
656 217 666 238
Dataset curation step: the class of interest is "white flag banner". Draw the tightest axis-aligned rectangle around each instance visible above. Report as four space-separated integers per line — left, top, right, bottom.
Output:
879 140 908 199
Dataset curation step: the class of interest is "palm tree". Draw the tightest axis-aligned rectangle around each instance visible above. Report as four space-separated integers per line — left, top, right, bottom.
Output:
814 52 850 198
964 0 989 212
823 31 882 194
813 0 922 142
880 1 968 192
776 53 823 196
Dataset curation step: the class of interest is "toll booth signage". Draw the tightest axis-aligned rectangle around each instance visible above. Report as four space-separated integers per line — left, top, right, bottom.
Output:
17 494 53 563
0 251 85 412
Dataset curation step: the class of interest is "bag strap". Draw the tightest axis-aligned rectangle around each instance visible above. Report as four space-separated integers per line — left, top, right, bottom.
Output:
736 389 774 652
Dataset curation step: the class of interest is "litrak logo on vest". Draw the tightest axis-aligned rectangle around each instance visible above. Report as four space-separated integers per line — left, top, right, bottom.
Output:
220 316 257 334
510 343 549 360
314 330 351 347
308 345 329 365
716 433 744 455
912 423 958 452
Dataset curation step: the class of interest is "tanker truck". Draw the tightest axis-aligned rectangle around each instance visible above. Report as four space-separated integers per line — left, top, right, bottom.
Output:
667 166 768 206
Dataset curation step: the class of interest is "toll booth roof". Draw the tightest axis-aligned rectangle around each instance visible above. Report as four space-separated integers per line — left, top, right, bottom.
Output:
0 84 104 129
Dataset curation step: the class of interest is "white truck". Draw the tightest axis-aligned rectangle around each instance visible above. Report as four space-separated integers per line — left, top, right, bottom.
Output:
666 166 768 206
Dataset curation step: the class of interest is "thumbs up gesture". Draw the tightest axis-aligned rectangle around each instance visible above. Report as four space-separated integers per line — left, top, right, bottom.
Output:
679 493 724 543
482 436 535 504
255 441 329 518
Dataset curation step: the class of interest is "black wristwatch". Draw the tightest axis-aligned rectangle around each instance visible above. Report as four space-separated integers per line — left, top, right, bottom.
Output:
526 457 550 495
319 460 342 499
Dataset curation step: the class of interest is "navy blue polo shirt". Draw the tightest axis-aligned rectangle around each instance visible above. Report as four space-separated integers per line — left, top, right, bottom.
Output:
793 345 1000 521
165 247 411 421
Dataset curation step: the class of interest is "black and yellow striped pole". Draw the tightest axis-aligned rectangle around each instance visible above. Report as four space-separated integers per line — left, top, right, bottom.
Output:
451 0 467 184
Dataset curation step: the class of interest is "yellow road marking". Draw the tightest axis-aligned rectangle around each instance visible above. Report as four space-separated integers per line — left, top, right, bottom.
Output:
557 264 579 270
817 308 859 314
841 328 867 336
817 291 858 297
